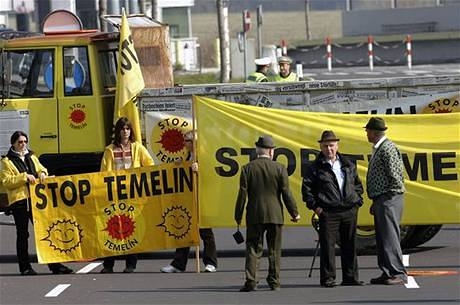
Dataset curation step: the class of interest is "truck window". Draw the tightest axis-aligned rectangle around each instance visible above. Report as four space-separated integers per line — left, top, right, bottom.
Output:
98 49 117 91
63 47 92 96
8 50 54 98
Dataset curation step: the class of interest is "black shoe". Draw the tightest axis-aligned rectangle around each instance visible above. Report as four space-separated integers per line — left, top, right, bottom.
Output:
21 268 37 276
321 280 337 288
123 267 135 273
370 276 387 285
51 265 74 274
341 280 366 286
100 267 114 274
239 285 257 292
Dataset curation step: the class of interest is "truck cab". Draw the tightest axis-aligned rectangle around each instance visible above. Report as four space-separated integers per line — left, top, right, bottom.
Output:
0 29 119 175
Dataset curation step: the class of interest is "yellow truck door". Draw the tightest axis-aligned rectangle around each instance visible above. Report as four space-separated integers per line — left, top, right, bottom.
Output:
0 48 58 157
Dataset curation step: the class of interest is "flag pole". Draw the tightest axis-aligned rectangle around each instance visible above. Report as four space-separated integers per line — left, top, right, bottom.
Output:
192 96 200 273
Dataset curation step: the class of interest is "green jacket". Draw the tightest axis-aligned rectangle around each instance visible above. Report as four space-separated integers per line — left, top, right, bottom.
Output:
246 72 268 83
269 72 299 82
234 157 299 225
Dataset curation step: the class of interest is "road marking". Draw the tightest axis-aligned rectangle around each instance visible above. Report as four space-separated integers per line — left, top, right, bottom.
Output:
45 284 71 297
405 276 420 289
76 262 102 274
403 254 410 266
403 255 420 289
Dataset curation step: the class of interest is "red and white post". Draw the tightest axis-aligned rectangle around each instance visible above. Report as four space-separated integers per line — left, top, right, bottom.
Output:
368 35 374 71
326 37 332 72
406 35 412 70
281 39 287 56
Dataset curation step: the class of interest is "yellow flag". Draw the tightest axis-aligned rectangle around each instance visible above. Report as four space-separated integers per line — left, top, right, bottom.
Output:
114 9 145 142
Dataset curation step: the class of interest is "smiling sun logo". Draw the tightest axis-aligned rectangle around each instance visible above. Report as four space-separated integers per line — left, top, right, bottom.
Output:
41 219 83 253
157 205 192 239
104 214 136 240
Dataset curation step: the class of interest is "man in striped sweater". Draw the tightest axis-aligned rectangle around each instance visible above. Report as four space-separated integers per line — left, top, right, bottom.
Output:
365 117 407 285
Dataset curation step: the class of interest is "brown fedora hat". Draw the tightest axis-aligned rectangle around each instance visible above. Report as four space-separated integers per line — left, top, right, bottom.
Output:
364 117 387 131
318 130 340 143
255 135 276 148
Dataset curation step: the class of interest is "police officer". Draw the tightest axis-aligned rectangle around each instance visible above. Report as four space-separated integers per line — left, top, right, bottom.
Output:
246 57 271 83
270 56 299 82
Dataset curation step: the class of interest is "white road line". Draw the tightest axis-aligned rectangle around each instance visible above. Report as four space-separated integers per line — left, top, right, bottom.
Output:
76 262 102 274
402 254 420 289
403 254 410 267
405 276 420 289
45 284 71 297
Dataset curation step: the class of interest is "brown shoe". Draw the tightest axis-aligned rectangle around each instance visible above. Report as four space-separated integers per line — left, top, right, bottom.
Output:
384 277 404 285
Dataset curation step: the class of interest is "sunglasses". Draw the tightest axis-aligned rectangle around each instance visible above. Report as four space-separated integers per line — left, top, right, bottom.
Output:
17 140 28 144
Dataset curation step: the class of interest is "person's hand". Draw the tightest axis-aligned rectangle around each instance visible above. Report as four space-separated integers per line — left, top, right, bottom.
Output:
291 214 301 222
191 162 198 172
369 203 375 215
314 207 323 216
39 172 47 183
26 174 36 184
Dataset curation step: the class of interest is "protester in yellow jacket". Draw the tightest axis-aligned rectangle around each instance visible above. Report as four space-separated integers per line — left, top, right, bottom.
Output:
99 117 154 274
0 131 74 275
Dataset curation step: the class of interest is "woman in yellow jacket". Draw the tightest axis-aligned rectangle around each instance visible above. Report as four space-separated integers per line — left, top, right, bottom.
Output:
0 131 73 275
100 117 154 273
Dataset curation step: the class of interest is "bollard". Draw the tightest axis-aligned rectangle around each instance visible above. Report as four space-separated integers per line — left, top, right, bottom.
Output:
326 37 332 72
281 39 287 55
406 35 412 70
296 62 303 80
368 35 374 71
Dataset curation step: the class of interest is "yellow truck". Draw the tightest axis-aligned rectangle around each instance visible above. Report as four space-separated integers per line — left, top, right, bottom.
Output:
1 10 458 251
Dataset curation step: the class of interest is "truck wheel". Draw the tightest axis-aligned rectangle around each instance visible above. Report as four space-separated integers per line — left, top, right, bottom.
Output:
400 225 442 249
354 225 416 254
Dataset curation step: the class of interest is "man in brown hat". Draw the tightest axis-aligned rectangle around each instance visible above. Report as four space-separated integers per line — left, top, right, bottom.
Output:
302 130 364 288
365 117 407 285
235 135 300 292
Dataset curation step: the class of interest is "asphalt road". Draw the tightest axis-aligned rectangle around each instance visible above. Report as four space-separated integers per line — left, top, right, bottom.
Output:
303 63 460 80
0 214 459 305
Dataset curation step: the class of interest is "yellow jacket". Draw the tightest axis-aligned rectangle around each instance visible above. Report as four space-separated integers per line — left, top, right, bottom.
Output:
101 141 154 171
0 154 47 205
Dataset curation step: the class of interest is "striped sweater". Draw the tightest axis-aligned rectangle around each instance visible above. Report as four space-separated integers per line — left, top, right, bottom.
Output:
366 139 405 199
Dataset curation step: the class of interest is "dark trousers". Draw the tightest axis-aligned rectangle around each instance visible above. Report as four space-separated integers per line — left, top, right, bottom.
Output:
318 207 359 284
103 254 137 270
171 228 217 271
244 223 282 289
9 199 67 273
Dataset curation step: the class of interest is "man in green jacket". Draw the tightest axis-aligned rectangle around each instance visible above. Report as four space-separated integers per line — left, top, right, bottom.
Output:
235 135 300 292
246 57 271 82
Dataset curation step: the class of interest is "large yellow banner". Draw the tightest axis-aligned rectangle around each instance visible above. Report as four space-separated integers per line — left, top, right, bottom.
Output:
194 96 460 227
31 162 199 263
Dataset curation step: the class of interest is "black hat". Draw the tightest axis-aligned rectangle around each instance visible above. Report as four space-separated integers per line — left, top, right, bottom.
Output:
255 135 276 148
318 130 340 143
364 117 388 131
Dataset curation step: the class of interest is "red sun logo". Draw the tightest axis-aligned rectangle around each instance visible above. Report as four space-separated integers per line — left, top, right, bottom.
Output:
104 214 136 240
70 109 86 124
157 129 185 154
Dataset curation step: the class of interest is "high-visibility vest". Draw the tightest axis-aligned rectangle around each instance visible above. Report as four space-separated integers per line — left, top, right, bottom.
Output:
270 72 299 82
246 72 268 83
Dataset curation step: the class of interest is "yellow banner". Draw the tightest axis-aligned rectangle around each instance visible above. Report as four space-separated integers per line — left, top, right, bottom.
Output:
194 96 460 227
31 162 199 263
114 9 145 142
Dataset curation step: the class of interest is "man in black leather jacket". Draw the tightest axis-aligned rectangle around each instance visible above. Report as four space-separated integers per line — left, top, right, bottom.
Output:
302 130 364 288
